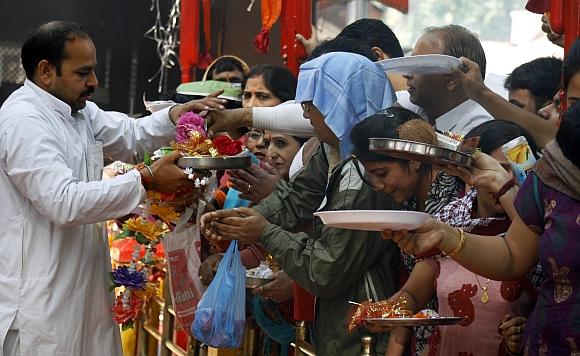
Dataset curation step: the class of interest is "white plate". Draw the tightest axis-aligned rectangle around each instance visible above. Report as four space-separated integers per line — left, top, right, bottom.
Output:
377 54 462 75
313 210 430 231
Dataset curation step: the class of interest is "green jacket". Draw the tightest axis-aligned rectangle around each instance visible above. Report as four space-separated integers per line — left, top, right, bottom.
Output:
253 145 400 356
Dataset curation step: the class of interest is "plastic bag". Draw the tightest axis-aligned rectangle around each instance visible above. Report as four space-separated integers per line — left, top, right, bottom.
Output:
162 201 205 335
191 240 246 348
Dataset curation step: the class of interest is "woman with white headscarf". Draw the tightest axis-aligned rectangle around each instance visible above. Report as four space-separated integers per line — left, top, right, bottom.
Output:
201 52 399 355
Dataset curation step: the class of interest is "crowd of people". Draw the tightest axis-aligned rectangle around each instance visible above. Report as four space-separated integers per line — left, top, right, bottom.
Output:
0 7 578 356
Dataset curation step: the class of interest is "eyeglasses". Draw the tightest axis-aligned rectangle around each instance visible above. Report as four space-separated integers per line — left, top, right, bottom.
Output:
246 129 264 141
301 102 312 113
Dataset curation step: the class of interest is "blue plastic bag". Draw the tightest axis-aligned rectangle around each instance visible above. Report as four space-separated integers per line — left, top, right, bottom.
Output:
192 240 246 348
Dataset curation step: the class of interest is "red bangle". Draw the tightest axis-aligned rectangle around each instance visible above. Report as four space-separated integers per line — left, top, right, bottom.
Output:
492 178 517 205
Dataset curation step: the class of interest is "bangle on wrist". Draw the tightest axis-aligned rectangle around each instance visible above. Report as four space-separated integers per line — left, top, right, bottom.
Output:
492 178 517 205
138 165 156 191
444 228 465 257
504 342 520 356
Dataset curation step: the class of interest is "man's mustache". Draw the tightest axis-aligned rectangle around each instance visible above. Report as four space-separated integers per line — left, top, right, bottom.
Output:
81 88 95 97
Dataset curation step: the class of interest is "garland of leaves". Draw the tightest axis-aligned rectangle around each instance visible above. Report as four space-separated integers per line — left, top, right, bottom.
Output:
109 112 243 330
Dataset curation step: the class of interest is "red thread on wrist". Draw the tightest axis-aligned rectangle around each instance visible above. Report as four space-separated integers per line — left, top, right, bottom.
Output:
492 178 517 205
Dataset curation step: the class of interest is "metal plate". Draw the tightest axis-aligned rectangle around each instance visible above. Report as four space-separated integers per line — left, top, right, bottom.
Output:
363 316 465 327
177 155 251 170
246 276 273 289
369 138 473 168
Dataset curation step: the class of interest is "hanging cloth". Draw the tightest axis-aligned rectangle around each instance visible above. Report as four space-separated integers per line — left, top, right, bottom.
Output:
179 0 200 83
253 0 282 54
198 0 213 70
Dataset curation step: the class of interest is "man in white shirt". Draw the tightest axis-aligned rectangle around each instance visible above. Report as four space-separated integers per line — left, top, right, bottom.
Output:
402 25 493 135
0 21 225 356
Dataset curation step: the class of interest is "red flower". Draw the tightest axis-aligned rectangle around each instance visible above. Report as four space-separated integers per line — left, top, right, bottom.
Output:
212 136 243 156
112 292 143 324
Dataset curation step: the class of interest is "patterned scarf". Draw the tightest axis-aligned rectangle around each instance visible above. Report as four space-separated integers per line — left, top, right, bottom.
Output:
534 140 580 201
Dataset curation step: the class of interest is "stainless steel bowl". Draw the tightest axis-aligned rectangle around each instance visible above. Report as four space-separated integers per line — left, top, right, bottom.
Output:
177 155 251 170
368 138 473 168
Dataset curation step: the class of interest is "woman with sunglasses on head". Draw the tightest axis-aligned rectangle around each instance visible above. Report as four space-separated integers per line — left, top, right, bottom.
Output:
352 117 542 355
382 99 580 355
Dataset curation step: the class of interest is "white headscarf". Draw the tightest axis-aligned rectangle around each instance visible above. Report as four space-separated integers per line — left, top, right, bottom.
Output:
295 52 395 158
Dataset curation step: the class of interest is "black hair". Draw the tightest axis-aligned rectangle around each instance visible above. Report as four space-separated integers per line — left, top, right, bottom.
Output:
504 57 563 111
424 25 487 79
563 38 580 92
309 37 376 62
557 101 580 168
242 64 297 103
464 120 540 158
209 57 245 78
351 107 426 162
21 21 89 79
337 18 404 59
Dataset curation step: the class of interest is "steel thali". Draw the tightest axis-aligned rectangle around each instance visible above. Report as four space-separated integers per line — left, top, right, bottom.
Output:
368 138 474 168
177 155 251 170
363 316 465 327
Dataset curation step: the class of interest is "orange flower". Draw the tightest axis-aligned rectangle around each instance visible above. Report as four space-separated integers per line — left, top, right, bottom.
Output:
149 204 181 224
124 217 166 242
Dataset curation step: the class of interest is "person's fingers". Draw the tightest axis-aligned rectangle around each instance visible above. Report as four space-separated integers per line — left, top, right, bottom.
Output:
250 285 264 295
295 33 308 46
162 150 183 164
205 90 225 98
211 221 242 238
229 176 250 191
396 233 416 254
245 163 266 177
499 315 523 331
382 229 395 240
236 167 260 182
233 207 255 217
261 161 279 175
205 208 241 220
218 216 248 226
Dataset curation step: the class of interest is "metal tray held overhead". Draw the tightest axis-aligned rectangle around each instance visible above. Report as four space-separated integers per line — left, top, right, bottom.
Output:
177 155 251 170
368 138 474 168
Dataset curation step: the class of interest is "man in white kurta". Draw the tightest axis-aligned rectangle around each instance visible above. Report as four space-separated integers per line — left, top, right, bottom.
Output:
0 21 224 356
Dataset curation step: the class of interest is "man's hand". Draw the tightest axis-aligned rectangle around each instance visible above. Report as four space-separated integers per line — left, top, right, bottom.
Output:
451 57 488 101
205 108 253 136
200 207 268 243
144 151 194 193
541 14 564 48
251 270 294 303
168 90 227 125
228 163 281 203
295 25 320 56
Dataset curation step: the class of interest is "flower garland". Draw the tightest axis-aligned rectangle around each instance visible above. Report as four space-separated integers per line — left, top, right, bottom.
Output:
110 111 243 330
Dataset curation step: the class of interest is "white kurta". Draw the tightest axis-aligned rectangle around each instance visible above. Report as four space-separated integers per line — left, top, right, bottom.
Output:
0 80 176 355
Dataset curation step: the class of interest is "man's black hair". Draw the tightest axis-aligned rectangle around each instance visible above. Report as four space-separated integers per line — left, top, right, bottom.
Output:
209 57 246 78
557 100 580 168
309 37 376 62
504 57 563 111
563 38 580 92
337 18 403 59
21 21 89 79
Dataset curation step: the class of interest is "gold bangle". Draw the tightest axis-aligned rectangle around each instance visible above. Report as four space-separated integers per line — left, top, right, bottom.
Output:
445 228 465 256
